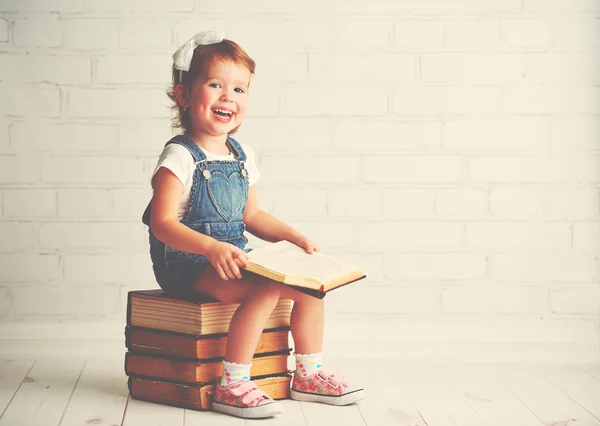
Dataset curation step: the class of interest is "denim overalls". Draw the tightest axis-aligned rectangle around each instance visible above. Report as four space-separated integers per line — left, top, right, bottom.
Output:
142 134 250 295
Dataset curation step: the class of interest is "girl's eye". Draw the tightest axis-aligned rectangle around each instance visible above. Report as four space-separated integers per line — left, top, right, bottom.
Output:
209 83 221 88
234 88 245 93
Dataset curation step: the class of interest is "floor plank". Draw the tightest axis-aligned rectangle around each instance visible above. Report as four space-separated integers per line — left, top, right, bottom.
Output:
60 359 129 426
587 367 600 382
246 399 308 426
337 359 426 426
493 366 600 426
122 398 184 426
442 366 545 426
0 360 34 416
542 367 600 421
0 360 84 426
185 408 245 426
394 366 486 426
300 401 366 426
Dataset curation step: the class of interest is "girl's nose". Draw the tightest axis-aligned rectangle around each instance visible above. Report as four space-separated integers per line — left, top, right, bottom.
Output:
220 89 234 102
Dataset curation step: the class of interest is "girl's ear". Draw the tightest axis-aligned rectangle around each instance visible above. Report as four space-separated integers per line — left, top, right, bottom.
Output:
174 84 189 108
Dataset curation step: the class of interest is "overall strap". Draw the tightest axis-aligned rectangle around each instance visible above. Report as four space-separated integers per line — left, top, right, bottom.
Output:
166 135 207 162
226 136 248 162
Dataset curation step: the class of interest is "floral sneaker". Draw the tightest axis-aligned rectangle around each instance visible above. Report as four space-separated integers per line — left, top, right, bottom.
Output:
290 369 366 406
212 380 283 418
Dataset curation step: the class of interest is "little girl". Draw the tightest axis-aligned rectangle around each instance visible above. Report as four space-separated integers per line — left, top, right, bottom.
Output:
142 31 365 419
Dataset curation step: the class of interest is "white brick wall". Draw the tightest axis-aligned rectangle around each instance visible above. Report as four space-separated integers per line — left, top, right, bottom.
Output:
0 0 598 363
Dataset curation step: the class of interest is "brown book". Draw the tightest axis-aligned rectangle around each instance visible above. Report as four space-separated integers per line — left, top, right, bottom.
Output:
237 240 366 298
127 290 292 335
125 326 291 360
128 374 291 411
125 350 290 384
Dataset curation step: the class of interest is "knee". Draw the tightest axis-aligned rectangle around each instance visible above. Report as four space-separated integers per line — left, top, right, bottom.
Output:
244 277 281 305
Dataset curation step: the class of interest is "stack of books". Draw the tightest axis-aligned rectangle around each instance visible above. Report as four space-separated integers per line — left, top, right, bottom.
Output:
124 289 294 410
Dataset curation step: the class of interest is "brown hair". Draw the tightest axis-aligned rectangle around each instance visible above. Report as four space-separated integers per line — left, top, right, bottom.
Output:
166 39 256 135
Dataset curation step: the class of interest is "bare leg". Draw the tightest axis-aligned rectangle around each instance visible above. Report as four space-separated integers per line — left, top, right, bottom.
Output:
193 267 325 362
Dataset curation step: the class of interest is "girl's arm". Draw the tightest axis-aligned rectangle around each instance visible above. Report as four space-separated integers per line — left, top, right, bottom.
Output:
243 185 319 253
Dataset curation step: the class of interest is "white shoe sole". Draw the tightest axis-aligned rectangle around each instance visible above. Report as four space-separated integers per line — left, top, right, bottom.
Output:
212 400 283 419
291 388 367 406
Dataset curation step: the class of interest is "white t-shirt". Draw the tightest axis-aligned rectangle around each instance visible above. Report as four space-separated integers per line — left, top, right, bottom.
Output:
151 142 260 220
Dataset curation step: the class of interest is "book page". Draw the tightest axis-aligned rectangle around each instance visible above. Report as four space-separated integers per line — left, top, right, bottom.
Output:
248 241 361 283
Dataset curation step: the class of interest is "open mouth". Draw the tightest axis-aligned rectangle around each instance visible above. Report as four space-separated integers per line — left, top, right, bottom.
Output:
212 108 234 121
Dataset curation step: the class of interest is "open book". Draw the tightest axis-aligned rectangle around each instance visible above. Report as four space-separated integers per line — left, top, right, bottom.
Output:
238 240 365 298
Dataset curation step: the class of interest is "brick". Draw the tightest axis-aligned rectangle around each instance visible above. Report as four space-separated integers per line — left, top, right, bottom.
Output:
112 189 152 219
382 189 436 219
0 121 9 152
359 223 464 250
90 0 193 12
491 253 596 282
41 156 147 184
327 285 439 315
236 118 332 152
199 0 302 14
245 87 279 117
39 222 145 251
62 19 117 51
57 189 111 218
226 19 285 54
0 254 61 282
490 188 544 218
337 253 384 282
259 156 361 184
282 19 392 52
0 156 40 183
0 84 60 118
364 156 463 183
467 223 572 250
119 121 175 152
11 122 118 152
394 87 500 115
554 18 600 50
12 286 119 316
577 155 600 183
394 21 444 50
445 20 500 50
283 87 387 116
384 253 486 281
269 189 328 219
333 120 441 152
68 88 168 119
0 0 85 12
2 190 56 217
443 118 549 151
442 287 548 314
0 287 9 317
0 222 36 251
97 54 170 84
422 54 523 84
501 19 553 48
551 118 600 151
118 20 172 50
328 189 381 220
468 157 575 183
0 54 91 85
64 254 153 284
437 189 489 218
251 53 307 85
412 0 521 14
0 19 8 42
14 15 61 47
279 222 356 250
524 0 600 13
573 222 599 252
526 54 599 84
173 20 228 47
545 188 598 219
550 286 600 314
309 53 414 83
503 87 600 114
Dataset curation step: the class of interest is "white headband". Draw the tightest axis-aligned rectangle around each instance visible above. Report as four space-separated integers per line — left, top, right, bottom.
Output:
173 30 225 76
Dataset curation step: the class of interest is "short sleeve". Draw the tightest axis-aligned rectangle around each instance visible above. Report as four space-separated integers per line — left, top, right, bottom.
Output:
151 144 195 187
240 143 261 186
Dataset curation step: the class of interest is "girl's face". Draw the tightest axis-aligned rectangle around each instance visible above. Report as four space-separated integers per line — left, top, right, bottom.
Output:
187 59 251 138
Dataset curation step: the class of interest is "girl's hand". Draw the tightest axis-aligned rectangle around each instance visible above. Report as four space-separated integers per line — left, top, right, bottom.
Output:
206 241 250 280
293 235 320 254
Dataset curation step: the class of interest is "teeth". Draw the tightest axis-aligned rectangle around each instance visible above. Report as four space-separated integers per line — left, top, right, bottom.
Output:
213 109 233 117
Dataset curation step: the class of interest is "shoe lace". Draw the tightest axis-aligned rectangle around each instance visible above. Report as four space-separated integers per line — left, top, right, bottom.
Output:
318 370 348 388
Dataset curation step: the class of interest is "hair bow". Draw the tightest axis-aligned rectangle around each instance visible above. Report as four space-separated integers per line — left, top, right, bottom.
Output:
173 30 225 72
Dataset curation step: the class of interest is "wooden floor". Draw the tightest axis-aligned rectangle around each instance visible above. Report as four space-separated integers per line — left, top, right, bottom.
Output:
0 358 599 426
